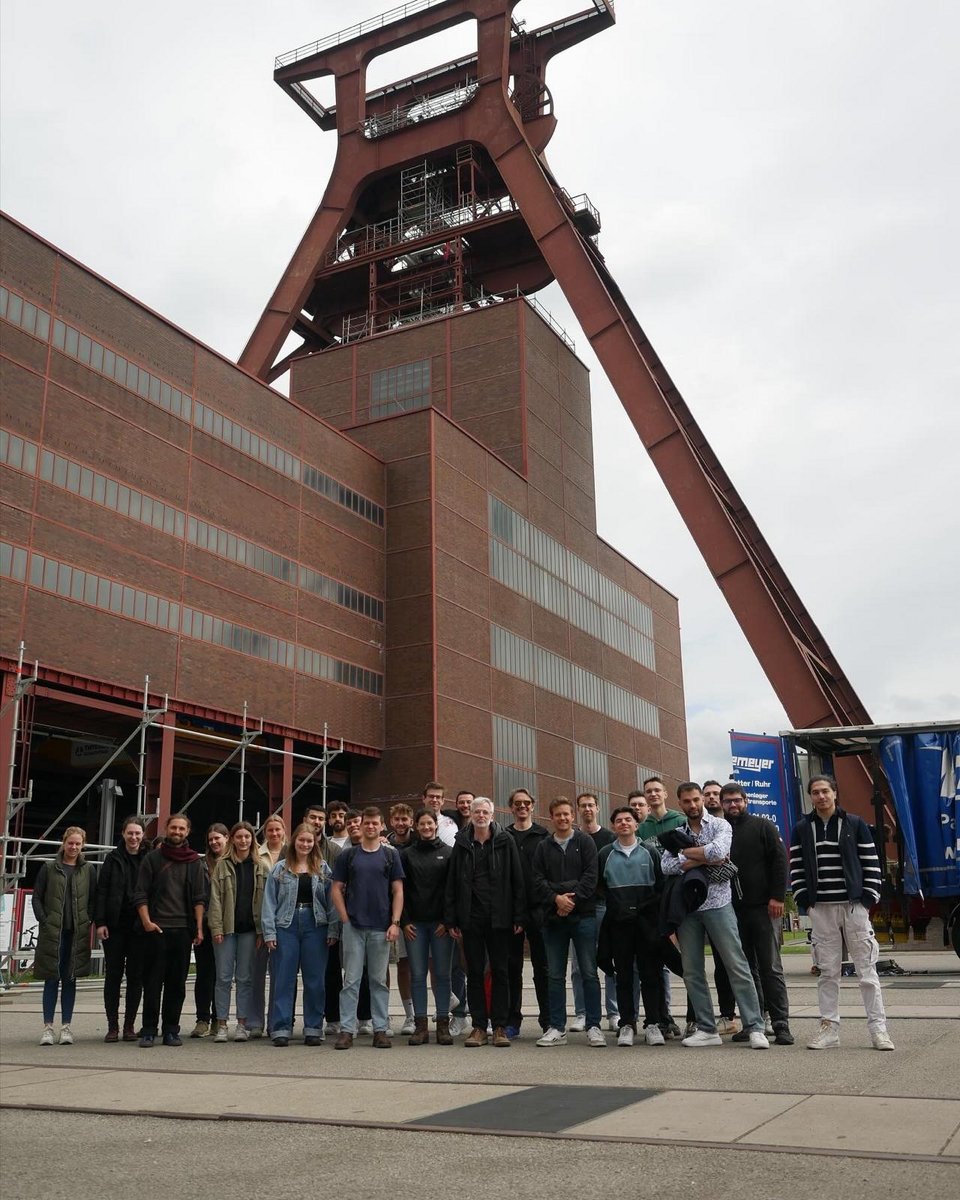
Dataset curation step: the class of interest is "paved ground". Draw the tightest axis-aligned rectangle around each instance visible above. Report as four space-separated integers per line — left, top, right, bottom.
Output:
1 949 957 1197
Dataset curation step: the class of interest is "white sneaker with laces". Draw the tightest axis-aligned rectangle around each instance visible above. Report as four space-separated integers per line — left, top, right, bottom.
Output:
40 1026 55 1046
357 1020 373 1036
586 1025 606 1047
58 1025 74 1045
448 1015 467 1037
234 1024 250 1042
213 1023 228 1043
324 1022 340 1037
605 1015 619 1032
807 1020 840 1050
871 1029 895 1051
748 1030 769 1049
568 1015 586 1032
644 1024 665 1046
536 1027 568 1047
617 1025 634 1047
717 1016 740 1036
400 1016 416 1036
682 1029 723 1047
764 1017 776 1038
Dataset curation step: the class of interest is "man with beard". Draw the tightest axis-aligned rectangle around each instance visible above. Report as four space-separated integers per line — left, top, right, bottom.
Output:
325 802 351 852
700 779 739 1035
422 782 459 847
134 814 207 1047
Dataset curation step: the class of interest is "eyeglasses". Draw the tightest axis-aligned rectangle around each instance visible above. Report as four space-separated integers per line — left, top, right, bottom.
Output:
512 801 533 808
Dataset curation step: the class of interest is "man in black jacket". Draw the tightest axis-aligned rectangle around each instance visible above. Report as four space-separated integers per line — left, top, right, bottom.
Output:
444 796 525 1047
532 797 605 1046
94 815 150 1042
505 788 550 1039
720 783 793 1045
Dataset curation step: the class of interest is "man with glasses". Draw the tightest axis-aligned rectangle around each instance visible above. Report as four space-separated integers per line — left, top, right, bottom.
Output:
505 789 550 1039
422 781 458 848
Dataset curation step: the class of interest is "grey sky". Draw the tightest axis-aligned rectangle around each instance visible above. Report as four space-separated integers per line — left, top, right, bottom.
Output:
2 1 957 782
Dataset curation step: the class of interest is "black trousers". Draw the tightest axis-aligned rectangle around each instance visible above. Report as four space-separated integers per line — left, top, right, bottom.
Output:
462 923 511 1029
193 926 219 1022
507 925 549 1031
608 918 663 1030
141 927 193 1035
102 925 146 1028
323 940 371 1023
734 904 789 1024
656 936 696 1025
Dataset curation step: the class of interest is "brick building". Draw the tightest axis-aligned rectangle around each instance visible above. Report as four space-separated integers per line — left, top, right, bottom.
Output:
1 212 687 843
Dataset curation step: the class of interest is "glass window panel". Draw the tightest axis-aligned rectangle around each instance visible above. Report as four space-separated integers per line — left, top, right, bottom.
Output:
40 450 54 481
117 485 130 515
52 456 67 487
0 286 7 317
145 594 158 624
157 599 169 628
52 319 65 349
65 326 79 357
149 376 161 404
102 348 115 376
77 333 91 363
7 435 23 469
66 461 81 492
114 354 127 383
92 473 105 505
173 512 185 538
109 582 123 613
97 577 110 608
134 591 146 621
70 568 85 600
126 361 139 391
12 547 28 581
21 302 37 334
164 507 176 535
133 494 146 522
122 586 135 617
105 479 118 509
79 467 93 499
30 554 45 587
84 574 98 605
43 559 59 590
0 542 12 577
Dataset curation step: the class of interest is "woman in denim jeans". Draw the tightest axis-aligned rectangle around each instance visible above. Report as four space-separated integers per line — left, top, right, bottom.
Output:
208 821 269 1042
261 824 339 1047
400 810 454 1045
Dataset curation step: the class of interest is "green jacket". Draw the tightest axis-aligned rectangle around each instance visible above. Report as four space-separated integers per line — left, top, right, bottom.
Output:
208 854 269 937
32 854 97 980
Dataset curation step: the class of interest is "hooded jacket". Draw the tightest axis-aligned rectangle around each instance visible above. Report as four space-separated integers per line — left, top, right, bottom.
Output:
400 836 452 924
443 822 525 930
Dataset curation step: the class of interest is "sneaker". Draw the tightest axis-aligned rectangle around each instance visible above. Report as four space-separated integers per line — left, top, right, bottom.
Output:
400 1016 416 1036
807 1020 840 1050
247 1027 264 1039
40 1026 55 1047
764 1017 776 1038
717 1016 740 1036
644 1024 665 1046
662 1020 683 1040
731 1029 752 1043
233 1024 249 1042
605 1015 620 1032
503 1025 520 1040
683 1021 698 1039
213 1022 228 1043
357 1020 373 1036
448 1015 467 1038
568 1015 586 1033
748 1031 769 1049
871 1029 895 1051
58 1026 73 1045
384 1026 394 1037
536 1027 568 1047
324 1022 340 1037
617 1025 635 1047
586 1026 606 1047
138 1034 156 1048
189 1020 209 1039
682 1029 723 1047
773 1023 795 1046
162 1031 183 1047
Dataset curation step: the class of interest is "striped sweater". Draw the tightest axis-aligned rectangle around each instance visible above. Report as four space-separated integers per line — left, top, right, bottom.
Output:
789 807 882 909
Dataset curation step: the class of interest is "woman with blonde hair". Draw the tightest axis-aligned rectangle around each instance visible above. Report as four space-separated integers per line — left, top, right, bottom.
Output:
209 820 269 1041
33 826 97 1045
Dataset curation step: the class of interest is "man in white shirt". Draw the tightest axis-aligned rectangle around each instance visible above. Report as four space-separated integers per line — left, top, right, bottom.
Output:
421 781 458 847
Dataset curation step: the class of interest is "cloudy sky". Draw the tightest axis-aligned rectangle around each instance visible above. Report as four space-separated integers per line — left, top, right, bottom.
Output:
2 1 957 780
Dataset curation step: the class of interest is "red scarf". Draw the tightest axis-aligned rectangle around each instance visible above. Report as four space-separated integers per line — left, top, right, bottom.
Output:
159 839 200 864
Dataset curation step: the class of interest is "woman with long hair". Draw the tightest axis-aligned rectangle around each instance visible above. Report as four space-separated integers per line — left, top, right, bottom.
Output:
261 823 339 1047
190 823 228 1038
33 826 97 1045
94 814 150 1041
209 820 269 1042
401 809 454 1045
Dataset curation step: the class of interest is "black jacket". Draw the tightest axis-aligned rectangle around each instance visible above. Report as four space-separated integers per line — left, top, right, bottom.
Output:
659 869 709 936
726 813 787 908
443 822 525 930
505 821 549 907
93 844 151 930
789 806 880 910
531 829 598 922
400 837 452 924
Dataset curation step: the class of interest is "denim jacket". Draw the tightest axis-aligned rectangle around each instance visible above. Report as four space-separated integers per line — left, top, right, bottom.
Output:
261 861 340 942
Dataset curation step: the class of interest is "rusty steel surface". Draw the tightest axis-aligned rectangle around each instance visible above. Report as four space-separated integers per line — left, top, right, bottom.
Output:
241 0 873 811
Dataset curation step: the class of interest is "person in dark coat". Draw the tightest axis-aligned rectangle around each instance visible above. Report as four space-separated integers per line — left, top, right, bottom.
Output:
33 825 97 1045
94 814 150 1041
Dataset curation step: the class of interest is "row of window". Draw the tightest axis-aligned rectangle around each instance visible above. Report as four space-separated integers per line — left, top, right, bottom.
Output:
0 280 384 527
493 714 538 808
0 428 384 623
0 539 384 697
489 497 655 638
369 360 432 420
490 624 660 738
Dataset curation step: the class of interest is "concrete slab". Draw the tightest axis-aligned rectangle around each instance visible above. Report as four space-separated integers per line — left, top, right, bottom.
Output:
566 1088 805 1140
941 1126 960 1157
741 1094 960 1155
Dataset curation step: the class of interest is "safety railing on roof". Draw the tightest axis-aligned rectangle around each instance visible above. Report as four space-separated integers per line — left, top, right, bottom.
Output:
559 189 600 227
362 81 478 138
276 0 454 68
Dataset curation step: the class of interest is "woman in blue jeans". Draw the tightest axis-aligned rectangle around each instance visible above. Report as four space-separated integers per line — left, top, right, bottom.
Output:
400 810 454 1045
261 824 339 1047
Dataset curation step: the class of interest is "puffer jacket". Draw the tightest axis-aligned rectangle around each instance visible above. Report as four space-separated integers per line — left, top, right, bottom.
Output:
400 836 452 924
32 854 97 980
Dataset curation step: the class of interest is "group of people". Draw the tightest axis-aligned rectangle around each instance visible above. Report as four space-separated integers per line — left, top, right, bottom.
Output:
31 773 893 1052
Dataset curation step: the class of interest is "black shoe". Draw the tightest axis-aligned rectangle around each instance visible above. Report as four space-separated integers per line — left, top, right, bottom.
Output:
773 1024 795 1046
162 1031 183 1047
304 1035 322 1047
661 1021 683 1040
273 1036 290 1047
731 1028 752 1043
138 1034 156 1048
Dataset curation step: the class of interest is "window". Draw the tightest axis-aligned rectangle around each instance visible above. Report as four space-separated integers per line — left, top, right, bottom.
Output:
575 744 610 824
369 360 431 419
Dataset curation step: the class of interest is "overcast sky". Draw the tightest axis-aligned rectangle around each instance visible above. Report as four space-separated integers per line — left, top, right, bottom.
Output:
2 1 957 781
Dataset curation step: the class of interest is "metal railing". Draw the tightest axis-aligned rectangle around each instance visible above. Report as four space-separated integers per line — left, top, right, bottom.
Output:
276 0 456 68
362 81 478 139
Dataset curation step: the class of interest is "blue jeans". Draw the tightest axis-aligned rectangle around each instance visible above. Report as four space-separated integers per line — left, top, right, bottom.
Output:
571 902 618 1017
677 903 763 1033
42 931 76 1024
271 906 328 1039
404 923 453 1017
213 931 257 1024
340 924 391 1034
542 916 600 1032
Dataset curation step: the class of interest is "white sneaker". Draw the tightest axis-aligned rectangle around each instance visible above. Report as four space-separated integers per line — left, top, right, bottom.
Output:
605 1015 620 1032
448 1015 467 1037
400 1016 416 1036
717 1016 740 1036
871 1029 895 1051
568 1015 586 1032
357 1020 373 1036
586 1026 606 1047
40 1026 55 1046
233 1024 250 1042
617 1025 634 1047
536 1027 568 1047
324 1022 340 1037
764 1017 776 1038
748 1031 769 1049
58 1026 73 1045
682 1029 722 1047
644 1024 665 1046
213 1023 228 1043
807 1020 840 1050
384 1026 394 1037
